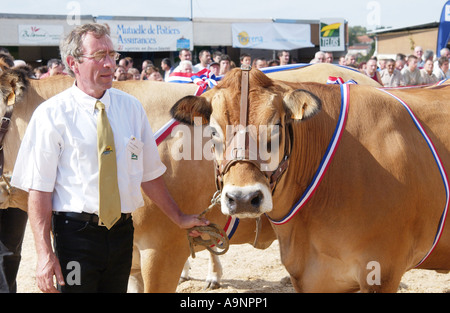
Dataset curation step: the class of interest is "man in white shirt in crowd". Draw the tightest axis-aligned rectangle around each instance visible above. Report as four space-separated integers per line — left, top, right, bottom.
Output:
193 50 211 73
11 23 208 293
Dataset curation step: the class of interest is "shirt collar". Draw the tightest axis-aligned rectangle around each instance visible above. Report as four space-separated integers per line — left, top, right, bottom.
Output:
71 82 112 114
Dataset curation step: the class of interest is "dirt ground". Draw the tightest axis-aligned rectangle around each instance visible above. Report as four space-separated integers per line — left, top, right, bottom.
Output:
16 221 450 293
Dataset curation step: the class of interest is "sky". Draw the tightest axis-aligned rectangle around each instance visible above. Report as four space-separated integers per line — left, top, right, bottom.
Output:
0 0 447 30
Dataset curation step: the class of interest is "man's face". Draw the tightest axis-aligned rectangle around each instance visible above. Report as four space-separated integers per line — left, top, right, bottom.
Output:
386 61 395 74
69 32 116 98
281 52 289 63
180 50 192 61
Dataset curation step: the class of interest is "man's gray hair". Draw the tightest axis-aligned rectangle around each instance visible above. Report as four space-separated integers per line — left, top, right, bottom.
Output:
60 23 111 77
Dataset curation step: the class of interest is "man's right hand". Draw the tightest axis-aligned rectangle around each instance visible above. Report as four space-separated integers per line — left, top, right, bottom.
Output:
36 251 65 293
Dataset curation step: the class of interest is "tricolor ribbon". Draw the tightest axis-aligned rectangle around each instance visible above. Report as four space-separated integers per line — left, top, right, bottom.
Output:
378 88 449 268
268 82 352 225
167 68 219 94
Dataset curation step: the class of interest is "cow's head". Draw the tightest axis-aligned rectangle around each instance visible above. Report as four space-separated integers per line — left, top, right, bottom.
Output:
171 68 321 218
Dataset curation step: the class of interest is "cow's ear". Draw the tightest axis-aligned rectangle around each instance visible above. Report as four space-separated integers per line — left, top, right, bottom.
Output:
170 95 212 126
283 89 321 121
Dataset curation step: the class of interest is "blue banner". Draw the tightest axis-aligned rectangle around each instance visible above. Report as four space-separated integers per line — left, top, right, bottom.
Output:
437 1 450 56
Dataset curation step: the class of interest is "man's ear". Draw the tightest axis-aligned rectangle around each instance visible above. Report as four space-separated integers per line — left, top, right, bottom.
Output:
283 89 322 121
66 55 78 75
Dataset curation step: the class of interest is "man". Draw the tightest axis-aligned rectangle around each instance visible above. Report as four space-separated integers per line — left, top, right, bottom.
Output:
364 58 382 85
11 23 208 293
401 55 422 86
324 52 333 63
420 59 438 84
434 56 450 81
39 59 66 79
174 48 192 72
277 50 290 66
414 46 424 69
193 50 211 73
219 54 232 76
380 59 405 87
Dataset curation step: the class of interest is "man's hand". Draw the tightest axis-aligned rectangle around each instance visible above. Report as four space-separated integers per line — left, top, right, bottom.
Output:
35 251 65 293
178 213 210 237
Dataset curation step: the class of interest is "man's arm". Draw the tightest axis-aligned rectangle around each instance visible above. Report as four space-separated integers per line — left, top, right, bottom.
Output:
140 176 209 231
28 189 65 293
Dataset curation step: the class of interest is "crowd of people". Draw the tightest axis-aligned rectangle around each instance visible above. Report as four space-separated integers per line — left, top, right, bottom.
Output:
17 45 450 88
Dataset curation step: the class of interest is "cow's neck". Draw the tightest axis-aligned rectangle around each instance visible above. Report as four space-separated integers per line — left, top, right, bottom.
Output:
269 89 344 224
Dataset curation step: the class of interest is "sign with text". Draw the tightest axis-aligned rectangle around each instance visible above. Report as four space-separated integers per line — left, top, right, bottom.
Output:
18 25 63 45
319 19 346 51
96 18 193 52
232 23 314 50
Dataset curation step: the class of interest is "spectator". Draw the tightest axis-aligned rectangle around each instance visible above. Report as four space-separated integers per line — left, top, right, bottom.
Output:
364 58 382 85
141 65 161 80
380 59 405 87
119 58 130 71
124 56 133 70
212 50 222 63
174 49 192 72
253 57 267 69
34 66 48 79
209 61 220 76
127 67 140 80
193 50 211 73
414 46 424 69
219 54 231 76
325 52 334 63
395 59 405 71
338 55 346 66
277 50 290 66
178 60 193 73
420 59 438 84
401 55 422 86
345 53 357 68
395 53 406 71
378 59 387 71
114 65 127 81
433 56 449 81
39 59 65 79
240 53 251 67
147 69 163 81
435 48 450 78
141 59 153 71
268 59 280 67
161 58 174 81
310 51 325 64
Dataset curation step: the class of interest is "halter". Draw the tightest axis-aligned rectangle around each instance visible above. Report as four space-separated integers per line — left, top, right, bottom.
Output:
213 66 291 194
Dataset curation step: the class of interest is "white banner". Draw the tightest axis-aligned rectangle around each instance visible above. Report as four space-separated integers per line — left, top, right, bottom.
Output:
97 18 193 52
319 19 346 51
232 23 314 50
18 25 63 45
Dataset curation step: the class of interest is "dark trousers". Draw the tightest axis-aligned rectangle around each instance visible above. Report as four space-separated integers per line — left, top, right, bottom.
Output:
52 213 134 293
0 207 28 293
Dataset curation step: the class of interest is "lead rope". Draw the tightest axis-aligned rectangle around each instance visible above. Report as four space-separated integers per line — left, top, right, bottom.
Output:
187 191 230 258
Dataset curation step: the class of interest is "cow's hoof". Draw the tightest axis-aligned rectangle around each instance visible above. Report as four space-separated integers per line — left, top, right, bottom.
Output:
204 280 220 290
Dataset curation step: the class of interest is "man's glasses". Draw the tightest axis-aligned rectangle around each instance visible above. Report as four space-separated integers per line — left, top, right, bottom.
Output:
81 50 120 62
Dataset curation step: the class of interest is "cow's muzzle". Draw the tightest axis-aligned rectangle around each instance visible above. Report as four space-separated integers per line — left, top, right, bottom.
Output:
220 182 273 218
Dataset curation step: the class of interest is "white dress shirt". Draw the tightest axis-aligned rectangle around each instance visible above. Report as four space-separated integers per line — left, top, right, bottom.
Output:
11 84 166 214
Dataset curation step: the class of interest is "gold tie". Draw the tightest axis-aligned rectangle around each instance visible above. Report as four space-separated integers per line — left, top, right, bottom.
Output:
95 100 121 229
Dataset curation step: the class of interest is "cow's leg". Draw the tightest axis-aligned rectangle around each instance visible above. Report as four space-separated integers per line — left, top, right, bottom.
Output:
205 250 223 289
179 259 190 283
140 242 190 293
127 243 144 292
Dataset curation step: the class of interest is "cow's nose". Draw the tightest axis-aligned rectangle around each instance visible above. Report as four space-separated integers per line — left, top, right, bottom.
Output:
225 189 264 215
